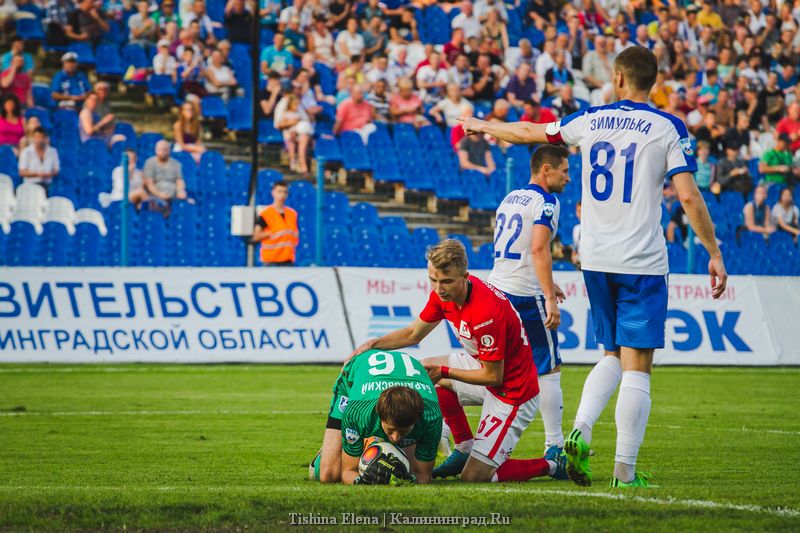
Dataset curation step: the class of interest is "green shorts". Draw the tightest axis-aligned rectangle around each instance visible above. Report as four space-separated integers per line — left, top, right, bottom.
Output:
325 368 351 429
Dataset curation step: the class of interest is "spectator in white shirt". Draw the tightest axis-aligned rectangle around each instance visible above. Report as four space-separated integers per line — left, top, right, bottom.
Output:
205 48 238 100
388 47 413 86
772 188 800 240
416 51 449 105
18 127 59 190
183 0 217 46
448 53 474 98
474 0 507 22
99 148 149 209
153 39 178 84
430 83 473 127
451 0 482 40
334 18 365 63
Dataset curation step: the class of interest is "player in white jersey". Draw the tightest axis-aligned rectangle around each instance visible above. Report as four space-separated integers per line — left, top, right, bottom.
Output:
487 145 570 472
459 46 727 488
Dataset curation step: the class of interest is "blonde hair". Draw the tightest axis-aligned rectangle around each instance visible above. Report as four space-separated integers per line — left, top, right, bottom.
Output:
426 239 468 273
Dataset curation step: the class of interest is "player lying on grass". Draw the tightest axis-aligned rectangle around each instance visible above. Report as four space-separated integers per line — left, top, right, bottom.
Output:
349 239 566 483
311 349 442 485
458 46 727 488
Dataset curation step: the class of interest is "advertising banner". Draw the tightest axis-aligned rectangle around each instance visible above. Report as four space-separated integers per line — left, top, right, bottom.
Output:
0 268 352 363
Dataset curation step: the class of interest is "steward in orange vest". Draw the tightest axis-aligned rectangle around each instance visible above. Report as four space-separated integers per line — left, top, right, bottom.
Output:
253 181 299 265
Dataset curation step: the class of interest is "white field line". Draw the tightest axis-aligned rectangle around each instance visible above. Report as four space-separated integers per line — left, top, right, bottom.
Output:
2 409 797 437
0 484 796 519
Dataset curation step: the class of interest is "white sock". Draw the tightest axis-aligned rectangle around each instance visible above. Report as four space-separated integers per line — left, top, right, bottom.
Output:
614 371 651 483
538 372 564 449
441 422 452 442
574 355 622 445
455 439 473 454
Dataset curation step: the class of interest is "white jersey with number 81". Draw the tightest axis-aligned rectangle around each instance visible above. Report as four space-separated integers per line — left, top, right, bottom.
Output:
548 100 698 275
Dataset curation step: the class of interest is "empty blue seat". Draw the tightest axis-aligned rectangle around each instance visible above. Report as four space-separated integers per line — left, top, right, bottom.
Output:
16 17 44 40
201 96 228 120
69 42 96 66
258 119 283 144
380 216 407 231
96 44 124 76
314 135 343 162
413 226 440 254
147 74 177 97
32 84 55 109
123 43 149 69
6 221 40 266
227 97 251 131
40 222 71 266
350 202 378 226
137 132 164 160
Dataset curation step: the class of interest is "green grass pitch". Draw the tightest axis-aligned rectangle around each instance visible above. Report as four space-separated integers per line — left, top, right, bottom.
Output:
1 364 798 532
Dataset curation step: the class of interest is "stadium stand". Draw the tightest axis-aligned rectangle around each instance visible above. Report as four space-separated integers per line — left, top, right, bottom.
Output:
0 0 798 274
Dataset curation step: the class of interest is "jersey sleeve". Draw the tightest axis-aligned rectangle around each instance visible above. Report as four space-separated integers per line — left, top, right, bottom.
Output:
551 108 588 146
475 310 507 362
414 401 443 463
418 291 444 323
531 194 558 232
341 400 370 457
665 119 698 178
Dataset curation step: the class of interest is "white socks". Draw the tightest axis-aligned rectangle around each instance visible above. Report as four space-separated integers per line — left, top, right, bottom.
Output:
538 372 564 448
455 439 474 454
614 371 651 483
574 355 622 445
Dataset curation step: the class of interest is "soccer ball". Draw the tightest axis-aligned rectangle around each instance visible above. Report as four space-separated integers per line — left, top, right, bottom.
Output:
358 439 410 478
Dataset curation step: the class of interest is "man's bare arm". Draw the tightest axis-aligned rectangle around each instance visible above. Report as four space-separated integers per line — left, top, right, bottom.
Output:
458 116 549 145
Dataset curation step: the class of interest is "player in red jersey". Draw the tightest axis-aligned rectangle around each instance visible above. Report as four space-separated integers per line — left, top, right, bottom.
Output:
348 239 565 482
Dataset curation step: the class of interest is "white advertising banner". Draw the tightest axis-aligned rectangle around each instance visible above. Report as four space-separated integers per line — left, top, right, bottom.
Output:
339 269 786 366
0 268 352 363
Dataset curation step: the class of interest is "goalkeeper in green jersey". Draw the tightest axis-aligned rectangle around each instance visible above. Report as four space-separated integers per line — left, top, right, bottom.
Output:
310 349 443 485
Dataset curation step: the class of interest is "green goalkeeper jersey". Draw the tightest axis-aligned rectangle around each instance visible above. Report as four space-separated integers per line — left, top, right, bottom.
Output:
328 350 442 462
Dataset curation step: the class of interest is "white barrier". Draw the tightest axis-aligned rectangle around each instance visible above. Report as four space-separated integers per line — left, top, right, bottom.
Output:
1 267 798 365
0 268 351 362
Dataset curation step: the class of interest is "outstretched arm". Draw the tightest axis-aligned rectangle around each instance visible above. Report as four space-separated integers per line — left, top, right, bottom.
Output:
346 317 440 361
457 116 550 145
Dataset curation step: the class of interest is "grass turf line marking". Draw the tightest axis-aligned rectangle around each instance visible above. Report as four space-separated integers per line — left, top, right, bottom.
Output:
0 485 796 518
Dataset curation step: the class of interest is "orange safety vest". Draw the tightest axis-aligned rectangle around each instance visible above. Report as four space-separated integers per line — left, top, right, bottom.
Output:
259 205 299 264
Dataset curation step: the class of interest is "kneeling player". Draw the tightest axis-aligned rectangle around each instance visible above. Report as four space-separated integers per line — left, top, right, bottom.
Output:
348 240 565 483
311 349 442 485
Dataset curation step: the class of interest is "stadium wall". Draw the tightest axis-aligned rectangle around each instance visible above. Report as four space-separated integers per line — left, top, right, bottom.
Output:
0 268 798 366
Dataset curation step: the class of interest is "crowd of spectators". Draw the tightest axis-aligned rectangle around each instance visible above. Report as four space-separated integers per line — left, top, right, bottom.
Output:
1 0 799 241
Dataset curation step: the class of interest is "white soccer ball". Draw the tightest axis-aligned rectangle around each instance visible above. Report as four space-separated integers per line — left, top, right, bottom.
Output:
358 439 410 479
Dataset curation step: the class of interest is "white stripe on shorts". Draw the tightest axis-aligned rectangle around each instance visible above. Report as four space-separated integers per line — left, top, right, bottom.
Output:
535 296 556 371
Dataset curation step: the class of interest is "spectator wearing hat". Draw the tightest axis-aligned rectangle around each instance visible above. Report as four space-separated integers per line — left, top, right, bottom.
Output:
776 102 800 154
152 0 180 30
756 71 785 130
678 4 700 52
687 93 712 133
716 141 753 196
51 52 91 108
760 134 796 186
283 15 307 59
613 24 633 53
128 0 158 46
153 39 178 84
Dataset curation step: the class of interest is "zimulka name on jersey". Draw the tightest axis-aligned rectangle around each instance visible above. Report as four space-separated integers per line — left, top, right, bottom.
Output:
502 194 533 206
361 380 433 395
589 116 653 135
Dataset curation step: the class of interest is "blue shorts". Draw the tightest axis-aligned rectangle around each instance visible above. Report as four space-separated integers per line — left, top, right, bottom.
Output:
504 292 561 375
582 270 668 352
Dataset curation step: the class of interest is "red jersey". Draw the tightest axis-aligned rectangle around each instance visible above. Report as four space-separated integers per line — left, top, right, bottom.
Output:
419 275 539 405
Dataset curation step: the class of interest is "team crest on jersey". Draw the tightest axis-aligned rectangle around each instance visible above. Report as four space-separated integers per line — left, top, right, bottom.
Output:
338 396 349 413
481 335 495 348
459 320 470 338
543 203 556 217
679 137 694 156
345 428 360 444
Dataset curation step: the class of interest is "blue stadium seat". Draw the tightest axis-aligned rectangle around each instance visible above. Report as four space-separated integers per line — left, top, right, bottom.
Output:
351 202 378 226
339 132 372 171
201 96 228 120
258 119 283 144
323 191 350 224
256 168 283 204
16 17 44 40
6 221 40 266
0 145 18 179
475 242 494 270
314 135 343 162
32 84 55 109
69 42 96 66
147 74 177 97
447 233 476 264
315 63 336 96
113 121 136 147
380 216 408 231
40 222 71 266
96 44 124 76
412 226 440 255
123 43 149 69
227 97 252 131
